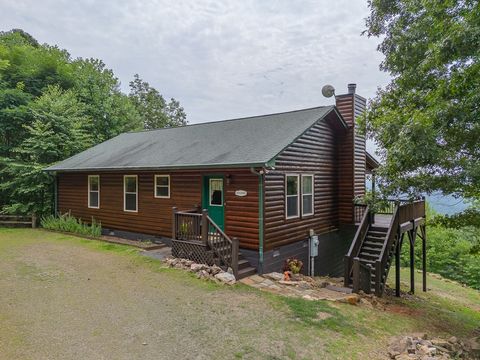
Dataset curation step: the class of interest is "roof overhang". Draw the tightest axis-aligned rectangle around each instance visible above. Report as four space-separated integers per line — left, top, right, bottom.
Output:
366 151 380 173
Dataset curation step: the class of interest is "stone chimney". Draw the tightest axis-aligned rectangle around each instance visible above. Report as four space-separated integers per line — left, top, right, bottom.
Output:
335 84 367 224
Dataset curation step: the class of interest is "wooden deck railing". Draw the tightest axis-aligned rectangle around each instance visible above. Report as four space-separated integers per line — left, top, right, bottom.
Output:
354 204 367 224
172 207 239 278
344 206 371 288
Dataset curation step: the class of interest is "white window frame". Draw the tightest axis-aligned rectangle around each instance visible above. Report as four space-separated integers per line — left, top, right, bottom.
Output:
301 174 314 217
154 175 170 199
88 175 100 209
123 175 138 213
209 178 223 207
285 174 300 219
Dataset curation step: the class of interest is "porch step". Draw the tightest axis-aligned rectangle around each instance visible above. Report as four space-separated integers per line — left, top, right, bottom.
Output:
237 266 256 279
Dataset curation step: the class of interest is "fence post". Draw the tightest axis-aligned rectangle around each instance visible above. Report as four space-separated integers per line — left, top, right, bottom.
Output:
344 256 351 287
201 209 208 245
352 257 360 293
232 237 239 279
31 213 37 228
172 207 177 239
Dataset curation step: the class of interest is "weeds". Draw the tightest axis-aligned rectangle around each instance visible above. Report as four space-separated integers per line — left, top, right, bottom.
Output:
40 213 102 238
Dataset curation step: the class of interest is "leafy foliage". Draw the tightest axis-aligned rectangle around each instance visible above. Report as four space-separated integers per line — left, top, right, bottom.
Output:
0 29 186 216
400 205 480 290
364 0 480 225
129 74 187 130
41 213 102 238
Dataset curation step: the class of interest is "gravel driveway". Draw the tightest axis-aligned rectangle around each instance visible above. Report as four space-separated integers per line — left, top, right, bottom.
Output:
0 229 329 360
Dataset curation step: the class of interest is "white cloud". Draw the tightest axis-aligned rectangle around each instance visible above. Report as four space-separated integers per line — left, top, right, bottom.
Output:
0 0 390 124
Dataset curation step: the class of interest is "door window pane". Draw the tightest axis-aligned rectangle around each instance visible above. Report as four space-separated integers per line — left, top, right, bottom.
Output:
209 179 223 206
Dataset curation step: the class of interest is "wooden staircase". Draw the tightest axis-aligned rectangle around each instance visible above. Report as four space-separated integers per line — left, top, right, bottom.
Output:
346 199 427 297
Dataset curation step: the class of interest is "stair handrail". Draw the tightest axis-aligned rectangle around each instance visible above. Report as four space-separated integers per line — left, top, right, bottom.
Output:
374 201 400 295
206 215 239 279
344 205 371 287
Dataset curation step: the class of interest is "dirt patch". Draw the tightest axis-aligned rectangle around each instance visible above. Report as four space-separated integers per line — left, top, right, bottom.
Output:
384 304 424 317
0 232 332 360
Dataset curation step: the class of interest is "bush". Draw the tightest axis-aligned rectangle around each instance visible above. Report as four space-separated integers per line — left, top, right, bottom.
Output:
283 258 304 274
41 213 102 238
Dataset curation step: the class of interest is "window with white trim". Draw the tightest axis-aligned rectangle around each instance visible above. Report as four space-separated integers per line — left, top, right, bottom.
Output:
302 175 314 216
88 175 100 209
285 174 299 218
154 175 170 198
124 175 138 212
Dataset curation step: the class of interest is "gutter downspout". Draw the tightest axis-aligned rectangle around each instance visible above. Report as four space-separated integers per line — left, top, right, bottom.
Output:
250 167 264 273
53 172 58 216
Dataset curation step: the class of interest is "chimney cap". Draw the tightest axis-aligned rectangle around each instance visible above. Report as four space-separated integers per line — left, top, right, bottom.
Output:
348 83 356 94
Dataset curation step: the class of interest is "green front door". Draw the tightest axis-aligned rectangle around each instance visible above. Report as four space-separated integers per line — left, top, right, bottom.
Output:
202 175 225 230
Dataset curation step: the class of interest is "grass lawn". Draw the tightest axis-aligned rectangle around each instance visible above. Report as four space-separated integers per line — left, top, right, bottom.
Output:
0 228 478 359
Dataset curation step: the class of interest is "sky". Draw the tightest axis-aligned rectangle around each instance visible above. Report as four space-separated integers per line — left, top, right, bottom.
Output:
1 0 391 127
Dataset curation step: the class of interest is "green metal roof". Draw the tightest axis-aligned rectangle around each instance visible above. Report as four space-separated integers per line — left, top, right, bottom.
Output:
46 106 339 172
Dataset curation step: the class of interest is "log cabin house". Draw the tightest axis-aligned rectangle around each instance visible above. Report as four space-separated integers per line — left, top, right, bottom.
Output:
46 84 427 296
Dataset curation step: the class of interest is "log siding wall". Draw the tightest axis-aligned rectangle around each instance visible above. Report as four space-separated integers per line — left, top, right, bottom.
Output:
263 118 339 251
57 169 259 250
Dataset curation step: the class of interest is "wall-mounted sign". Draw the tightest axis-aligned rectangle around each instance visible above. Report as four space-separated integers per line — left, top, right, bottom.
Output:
235 190 248 197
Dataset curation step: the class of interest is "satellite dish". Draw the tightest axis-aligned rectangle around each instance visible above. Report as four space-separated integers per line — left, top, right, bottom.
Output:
322 84 335 98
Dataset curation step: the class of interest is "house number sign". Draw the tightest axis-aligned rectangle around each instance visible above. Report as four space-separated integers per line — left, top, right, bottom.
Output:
235 190 248 197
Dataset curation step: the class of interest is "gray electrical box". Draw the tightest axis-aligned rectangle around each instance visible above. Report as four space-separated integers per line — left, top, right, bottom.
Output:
310 235 319 257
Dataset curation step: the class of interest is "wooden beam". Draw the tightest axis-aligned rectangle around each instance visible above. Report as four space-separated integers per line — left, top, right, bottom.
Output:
395 233 403 297
422 225 427 292
409 229 415 294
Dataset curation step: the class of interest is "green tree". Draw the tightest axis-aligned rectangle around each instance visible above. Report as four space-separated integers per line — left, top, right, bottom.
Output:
72 59 142 142
364 0 480 223
0 86 93 215
129 74 187 130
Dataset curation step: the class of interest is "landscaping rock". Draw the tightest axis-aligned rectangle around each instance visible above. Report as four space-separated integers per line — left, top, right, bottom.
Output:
210 265 222 276
215 271 236 285
190 263 207 272
263 272 284 281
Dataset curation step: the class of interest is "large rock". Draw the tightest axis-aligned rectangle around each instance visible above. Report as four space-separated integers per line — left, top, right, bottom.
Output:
210 265 222 276
215 271 236 285
190 263 207 272
264 272 284 281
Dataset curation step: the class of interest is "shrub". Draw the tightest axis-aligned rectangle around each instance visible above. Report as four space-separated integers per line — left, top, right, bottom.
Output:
283 258 304 274
41 213 102 238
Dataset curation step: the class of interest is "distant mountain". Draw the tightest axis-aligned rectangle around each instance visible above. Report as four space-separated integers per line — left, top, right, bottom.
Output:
426 192 469 215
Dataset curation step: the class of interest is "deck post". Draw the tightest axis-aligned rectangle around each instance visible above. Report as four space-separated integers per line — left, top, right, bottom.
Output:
232 237 239 279
172 207 178 239
395 233 402 297
422 225 427 292
375 260 382 296
352 257 360 293
409 230 415 294
201 209 208 245
31 213 37 228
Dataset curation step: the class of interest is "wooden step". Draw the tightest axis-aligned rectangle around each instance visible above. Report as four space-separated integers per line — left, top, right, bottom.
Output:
238 259 250 270
366 236 386 243
362 245 382 253
369 226 388 233
359 252 379 261
363 241 383 248
237 267 256 279
368 230 388 238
